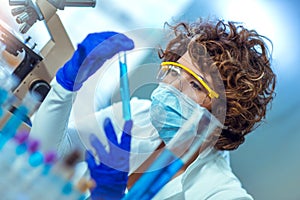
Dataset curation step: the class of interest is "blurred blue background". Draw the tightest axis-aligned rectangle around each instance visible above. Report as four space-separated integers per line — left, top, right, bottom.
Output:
1 0 300 199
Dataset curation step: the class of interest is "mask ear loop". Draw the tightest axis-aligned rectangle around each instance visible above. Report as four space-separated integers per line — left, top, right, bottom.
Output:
200 94 212 109
167 65 183 92
178 67 187 93
179 73 184 92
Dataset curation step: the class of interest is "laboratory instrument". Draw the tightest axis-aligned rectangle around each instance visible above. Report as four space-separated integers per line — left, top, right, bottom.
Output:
0 0 97 128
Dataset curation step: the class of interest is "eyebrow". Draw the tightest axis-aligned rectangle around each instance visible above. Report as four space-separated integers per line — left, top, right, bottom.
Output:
195 72 205 80
189 68 209 84
177 61 209 82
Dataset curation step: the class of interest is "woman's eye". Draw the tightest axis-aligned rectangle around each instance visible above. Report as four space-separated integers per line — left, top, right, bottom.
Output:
190 81 202 91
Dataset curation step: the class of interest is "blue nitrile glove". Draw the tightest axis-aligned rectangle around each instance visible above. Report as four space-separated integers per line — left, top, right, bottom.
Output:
86 118 133 200
56 32 134 91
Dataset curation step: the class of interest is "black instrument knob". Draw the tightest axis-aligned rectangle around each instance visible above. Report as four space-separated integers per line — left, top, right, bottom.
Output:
29 80 50 102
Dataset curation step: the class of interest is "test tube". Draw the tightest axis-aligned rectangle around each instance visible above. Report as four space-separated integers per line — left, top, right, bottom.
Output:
119 52 131 120
0 131 29 198
48 150 83 199
0 91 40 149
0 41 18 118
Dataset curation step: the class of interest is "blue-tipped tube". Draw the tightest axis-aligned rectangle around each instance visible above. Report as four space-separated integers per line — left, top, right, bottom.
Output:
0 89 8 117
0 105 28 149
119 52 131 120
122 149 184 200
0 91 39 149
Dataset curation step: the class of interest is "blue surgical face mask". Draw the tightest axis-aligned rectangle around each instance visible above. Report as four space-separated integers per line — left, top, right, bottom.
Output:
150 82 201 144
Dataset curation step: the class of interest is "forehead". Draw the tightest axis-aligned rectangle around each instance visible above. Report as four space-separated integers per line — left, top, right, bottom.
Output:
176 52 201 74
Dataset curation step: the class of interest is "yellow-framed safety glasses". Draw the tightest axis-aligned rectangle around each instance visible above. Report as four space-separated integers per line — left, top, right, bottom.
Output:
160 61 219 99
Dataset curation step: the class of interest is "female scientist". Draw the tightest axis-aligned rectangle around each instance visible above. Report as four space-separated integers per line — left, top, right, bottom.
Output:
30 18 276 199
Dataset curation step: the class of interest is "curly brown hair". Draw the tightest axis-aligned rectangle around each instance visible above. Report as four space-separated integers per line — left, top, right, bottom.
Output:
159 18 276 150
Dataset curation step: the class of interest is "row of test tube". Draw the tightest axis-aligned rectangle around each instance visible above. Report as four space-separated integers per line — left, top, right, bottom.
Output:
0 42 92 199
0 130 93 200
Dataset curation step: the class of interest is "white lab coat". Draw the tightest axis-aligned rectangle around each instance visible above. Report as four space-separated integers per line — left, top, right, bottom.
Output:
30 79 254 200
